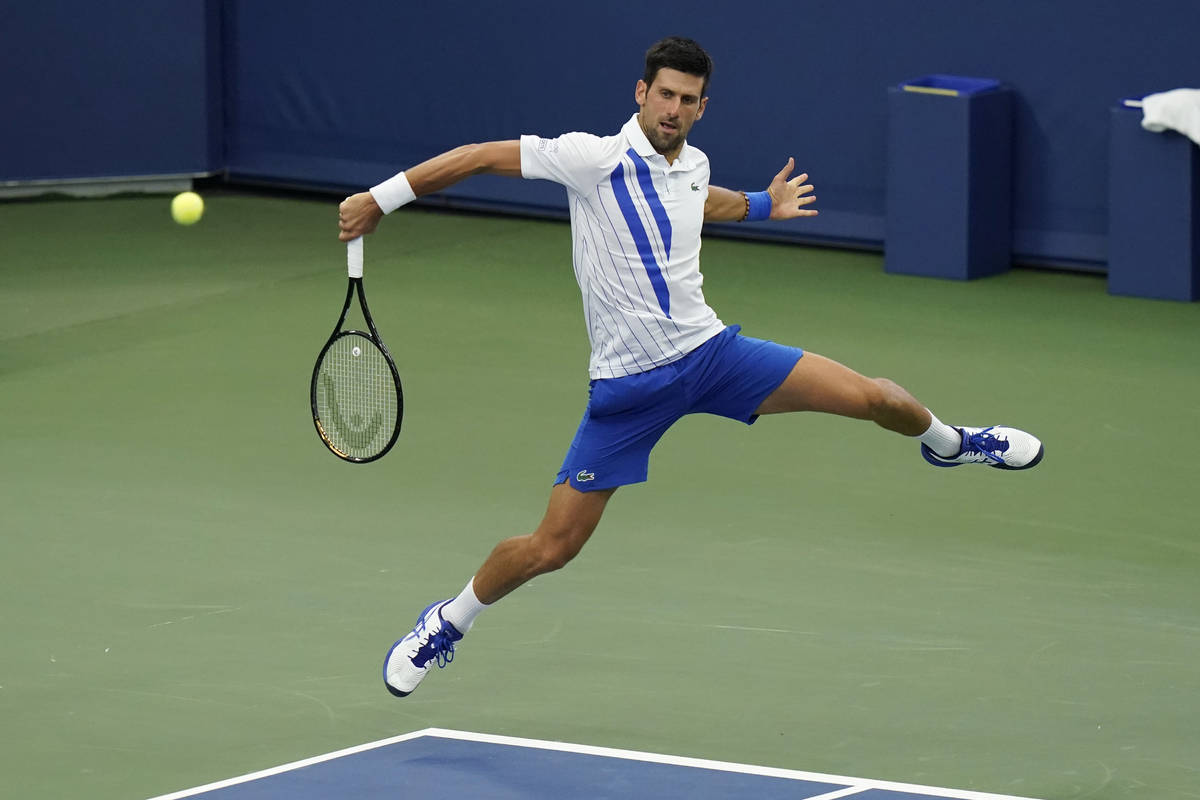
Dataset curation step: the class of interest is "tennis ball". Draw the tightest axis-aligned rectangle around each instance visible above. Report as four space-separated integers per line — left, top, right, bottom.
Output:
171 191 204 225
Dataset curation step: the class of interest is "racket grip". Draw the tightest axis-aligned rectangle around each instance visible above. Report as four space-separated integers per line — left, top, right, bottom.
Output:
347 237 364 278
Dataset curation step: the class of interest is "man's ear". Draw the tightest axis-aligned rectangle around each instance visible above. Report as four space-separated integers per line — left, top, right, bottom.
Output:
634 79 648 107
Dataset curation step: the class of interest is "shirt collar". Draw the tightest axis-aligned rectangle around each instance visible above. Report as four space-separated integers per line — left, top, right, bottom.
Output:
622 113 695 170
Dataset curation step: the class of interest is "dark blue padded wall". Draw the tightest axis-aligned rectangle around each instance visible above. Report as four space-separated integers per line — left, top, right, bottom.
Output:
0 1 222 182
6 1 1195 272
222 0 1196 269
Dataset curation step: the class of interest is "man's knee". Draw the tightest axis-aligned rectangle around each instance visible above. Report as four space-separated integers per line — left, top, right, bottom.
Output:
531 520 596 573
867 377 908 417
535 537 583 574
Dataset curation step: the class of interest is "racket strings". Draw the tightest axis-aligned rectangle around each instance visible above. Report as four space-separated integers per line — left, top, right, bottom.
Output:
315 334 399 459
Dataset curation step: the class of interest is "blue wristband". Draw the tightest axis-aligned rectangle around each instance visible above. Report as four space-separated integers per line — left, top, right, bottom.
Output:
746 191 772 222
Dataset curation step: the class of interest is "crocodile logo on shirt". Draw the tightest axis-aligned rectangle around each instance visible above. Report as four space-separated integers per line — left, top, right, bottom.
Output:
690 182 702 191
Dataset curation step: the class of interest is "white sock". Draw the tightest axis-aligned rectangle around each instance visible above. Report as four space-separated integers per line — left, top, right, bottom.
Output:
441 578 488 633
918 412 962 457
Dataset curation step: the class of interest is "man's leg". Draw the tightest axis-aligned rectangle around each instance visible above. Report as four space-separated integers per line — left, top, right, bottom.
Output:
754 351 930 433
383 482 615 697
754 351 1043 469
471 481 617 604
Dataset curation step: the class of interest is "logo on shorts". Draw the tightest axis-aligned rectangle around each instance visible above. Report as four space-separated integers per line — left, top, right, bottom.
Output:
576 470 595 483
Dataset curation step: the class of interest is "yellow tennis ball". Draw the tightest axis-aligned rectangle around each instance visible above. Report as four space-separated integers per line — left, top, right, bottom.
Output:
171 191 204 226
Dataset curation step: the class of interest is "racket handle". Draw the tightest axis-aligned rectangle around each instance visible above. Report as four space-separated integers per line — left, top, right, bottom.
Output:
347 237 363 278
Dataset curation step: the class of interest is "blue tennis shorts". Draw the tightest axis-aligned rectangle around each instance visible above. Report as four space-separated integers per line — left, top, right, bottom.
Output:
555 325 804 492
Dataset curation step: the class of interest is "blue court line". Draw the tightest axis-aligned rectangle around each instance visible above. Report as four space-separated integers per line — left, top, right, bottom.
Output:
146 728 1044 800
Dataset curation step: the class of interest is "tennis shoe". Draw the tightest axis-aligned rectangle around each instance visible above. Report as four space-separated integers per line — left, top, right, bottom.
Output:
921 425 1044 470
383 599 463 698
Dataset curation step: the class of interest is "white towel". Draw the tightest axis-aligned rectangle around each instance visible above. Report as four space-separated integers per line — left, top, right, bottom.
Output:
1141 88 1200 146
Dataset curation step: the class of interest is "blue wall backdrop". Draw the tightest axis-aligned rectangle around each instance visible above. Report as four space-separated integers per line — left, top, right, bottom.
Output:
1 2 222 182
5 0 1196 269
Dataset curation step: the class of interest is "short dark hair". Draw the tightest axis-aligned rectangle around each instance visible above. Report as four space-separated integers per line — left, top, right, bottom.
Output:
643 37 713 96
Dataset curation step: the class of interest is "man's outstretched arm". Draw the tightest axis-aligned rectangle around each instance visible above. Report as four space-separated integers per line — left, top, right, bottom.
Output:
338 140 522 241
704 157 818 223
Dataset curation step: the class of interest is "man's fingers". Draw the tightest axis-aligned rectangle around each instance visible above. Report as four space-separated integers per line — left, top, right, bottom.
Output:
338 195 364 239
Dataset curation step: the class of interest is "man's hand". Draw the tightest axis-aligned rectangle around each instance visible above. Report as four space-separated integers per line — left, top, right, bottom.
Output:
767 158 818 220
338 192 384 241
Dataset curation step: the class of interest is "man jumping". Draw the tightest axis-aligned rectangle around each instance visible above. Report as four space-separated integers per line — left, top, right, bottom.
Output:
335 36 1043 699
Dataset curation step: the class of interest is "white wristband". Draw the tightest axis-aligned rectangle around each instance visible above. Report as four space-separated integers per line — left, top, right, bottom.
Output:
369 171 417 214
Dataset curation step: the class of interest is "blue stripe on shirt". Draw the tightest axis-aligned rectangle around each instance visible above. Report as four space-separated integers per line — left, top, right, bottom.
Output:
609 160 671 317
626 148 672 259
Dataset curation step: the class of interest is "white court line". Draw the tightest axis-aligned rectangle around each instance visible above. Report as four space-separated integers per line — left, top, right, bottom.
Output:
422 729 1043 800
146 727 1044 800
144 729 433 800
804 788 873 800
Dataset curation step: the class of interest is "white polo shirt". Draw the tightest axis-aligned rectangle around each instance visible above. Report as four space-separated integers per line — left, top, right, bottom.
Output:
521 114 725 379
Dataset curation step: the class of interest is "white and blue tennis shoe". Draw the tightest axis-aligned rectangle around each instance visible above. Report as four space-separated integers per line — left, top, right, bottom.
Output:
921 425 1044 470
383 600 463 697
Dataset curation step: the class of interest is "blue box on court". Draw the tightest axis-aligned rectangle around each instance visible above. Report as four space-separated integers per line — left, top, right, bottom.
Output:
885 75 1013 280
1108 103 1200 301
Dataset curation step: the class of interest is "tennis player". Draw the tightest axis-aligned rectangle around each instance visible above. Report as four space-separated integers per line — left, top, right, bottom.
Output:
336 37 1044 698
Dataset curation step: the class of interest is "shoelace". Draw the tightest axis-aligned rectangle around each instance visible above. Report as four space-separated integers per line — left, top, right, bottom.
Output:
961 426 1009 464
428 628 457 668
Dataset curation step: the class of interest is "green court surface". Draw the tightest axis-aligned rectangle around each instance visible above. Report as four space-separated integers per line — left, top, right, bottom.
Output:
1 193 1198 799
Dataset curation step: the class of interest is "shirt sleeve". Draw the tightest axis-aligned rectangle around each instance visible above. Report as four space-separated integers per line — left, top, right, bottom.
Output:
520 132 618 196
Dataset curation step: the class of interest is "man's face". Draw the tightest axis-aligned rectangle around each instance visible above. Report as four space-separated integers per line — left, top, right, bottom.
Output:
635 68 708 158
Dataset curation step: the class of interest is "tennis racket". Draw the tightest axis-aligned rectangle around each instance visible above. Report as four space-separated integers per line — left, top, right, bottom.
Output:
310 237 403 463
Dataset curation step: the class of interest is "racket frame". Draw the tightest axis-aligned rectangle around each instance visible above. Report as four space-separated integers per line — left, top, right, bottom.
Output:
310 239 403 463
